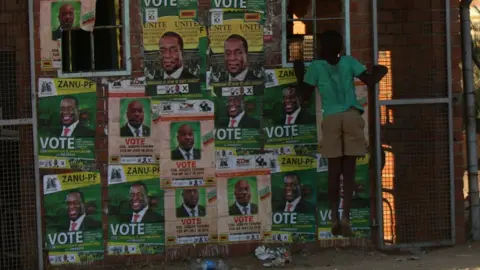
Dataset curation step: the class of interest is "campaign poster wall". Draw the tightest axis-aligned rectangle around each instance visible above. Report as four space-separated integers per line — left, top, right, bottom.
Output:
37 78 96 170
152 99 215 178
217 170 271 243
213 95 262 168
208 22 264 95
143 19 206 98
107 165 165 255
263 68 318 156
108 96 160 165
266 155 318 243
161 177 217 245
43 171 103 265
317 155 371 239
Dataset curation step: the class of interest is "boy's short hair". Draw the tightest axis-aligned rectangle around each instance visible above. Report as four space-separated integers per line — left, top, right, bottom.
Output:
319 30 343 55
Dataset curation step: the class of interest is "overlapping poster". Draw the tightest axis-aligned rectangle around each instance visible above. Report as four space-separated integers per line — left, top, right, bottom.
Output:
265 155 317 243
40 0 97 69
107 165 165 255
108 77 146 97
209 0 265 25
208 22 264 96
43 171 103 265
108 96 160 165
263 68 317 156
152 98 215 177
161 177 217 245
217 170 271 243
143 2 206 98
214 95 262 169
317 155 371 239
37 78 96 170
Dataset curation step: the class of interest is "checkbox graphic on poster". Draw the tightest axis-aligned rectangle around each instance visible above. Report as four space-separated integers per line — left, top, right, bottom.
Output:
211 11 223 25
146 8 158 22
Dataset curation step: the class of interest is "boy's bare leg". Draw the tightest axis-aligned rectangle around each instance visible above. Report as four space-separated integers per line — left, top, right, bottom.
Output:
340 156 357 237
328 157 342 235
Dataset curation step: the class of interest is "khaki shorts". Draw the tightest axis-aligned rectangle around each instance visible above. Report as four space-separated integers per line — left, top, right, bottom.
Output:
321 108 366 158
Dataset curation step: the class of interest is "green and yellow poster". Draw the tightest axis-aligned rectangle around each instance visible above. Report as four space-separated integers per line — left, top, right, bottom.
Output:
107 165 165 255
209 0 265 24
263 68 318 156
208 22 264 95
37 78 96 170
317 155 371 239
267 155 317 243
43 171 103 265
143 5 206 98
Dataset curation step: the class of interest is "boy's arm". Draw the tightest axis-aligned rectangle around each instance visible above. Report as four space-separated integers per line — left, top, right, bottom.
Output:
357 65 388 88
293 59 316 103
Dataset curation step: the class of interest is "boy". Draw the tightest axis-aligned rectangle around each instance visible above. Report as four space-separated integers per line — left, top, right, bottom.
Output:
296 30 388 236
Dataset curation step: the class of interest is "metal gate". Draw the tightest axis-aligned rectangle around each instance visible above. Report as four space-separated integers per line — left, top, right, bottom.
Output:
0 0 41 269
373 0 456 249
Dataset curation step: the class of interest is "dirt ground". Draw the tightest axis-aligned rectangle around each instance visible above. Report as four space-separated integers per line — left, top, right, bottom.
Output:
150 242 480 270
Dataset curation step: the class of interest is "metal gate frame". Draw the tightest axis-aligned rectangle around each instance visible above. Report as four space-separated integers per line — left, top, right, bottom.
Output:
28 0 44 268
372 0 456 249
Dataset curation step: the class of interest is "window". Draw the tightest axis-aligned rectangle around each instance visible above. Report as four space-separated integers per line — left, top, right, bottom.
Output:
281 0 350 67
58 0 131 77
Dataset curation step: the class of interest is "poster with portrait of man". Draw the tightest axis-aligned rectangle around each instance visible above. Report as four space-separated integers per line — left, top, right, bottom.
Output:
267 156 318 243
317 155 371 240
161 177 217 245
143 21 207 98
43 171 103 265
153 98 215 178
37 78 96 170
216 170 271 243
208 22 264 96
108 97 160 164
107 165 165 255
50 1 81 40
263 68 318 157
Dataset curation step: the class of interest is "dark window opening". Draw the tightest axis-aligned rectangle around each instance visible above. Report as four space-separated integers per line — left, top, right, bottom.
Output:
61 0 124 73
285 0 344 63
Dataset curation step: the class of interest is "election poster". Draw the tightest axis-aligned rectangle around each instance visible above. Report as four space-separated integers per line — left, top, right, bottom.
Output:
43 171 103 265
266 155 317 243
161 177 217 245
217 170 271 243
152 98 215 178
209 0 265 25
214 95 262 158
40 1 62 69
263 68 318 157
143 21 206 98
208 22 264 96
107 165 165 255
37 78 96 170
317 155 371 239
215 151 272 171
108 96 160 165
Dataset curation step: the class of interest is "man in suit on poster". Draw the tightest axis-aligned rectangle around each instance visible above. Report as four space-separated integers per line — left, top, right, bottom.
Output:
273 173 315 214
56 96 95 137
119 183 164 223
219 95 259 129
276 86 315 126
223 34 260 82
229 179 258 216
171 124 201 160
176 188 206 218
52 3 75 40
120 100 151 137
64 190 101 231
156 31 196 80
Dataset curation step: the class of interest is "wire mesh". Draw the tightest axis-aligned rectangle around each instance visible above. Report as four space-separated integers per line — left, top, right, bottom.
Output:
379 104 451 245
0 1 38 269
